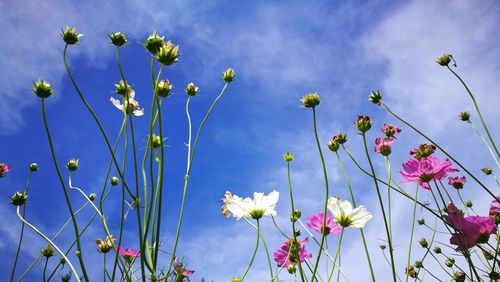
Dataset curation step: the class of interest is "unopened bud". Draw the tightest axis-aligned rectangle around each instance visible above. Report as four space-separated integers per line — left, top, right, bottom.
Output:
419 238 428 248
29 163 38 172
108 32 127 47
355 115 372 133
185 82 199 97
453 271 466 282
368 91 382 105
66 159 79 171
61 26 82 45
433 247 442 254
436 54 452 66
465 200 473 208
300 93 320 108
157 80 173 97
223 68 235 83
32 79 54 99
287 265 297 274
156 41 180 66
88 193 97 201
458 112 470 123
445 258 455 267
10 192 28 206
111 176 119 186
41 245 55 258
144 32 164 54
283 152 294 162
482 167 492 175
417 218 425 225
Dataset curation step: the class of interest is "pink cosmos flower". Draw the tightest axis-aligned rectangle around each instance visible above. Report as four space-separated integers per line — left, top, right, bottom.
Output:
0 163 11 178
381 123 401 137
374 137 395 156
490 196 500 216
306 211 342 235
466 216 497 243
273 238 312 268
118 247 140 263
400 156 458 189
173 257 195 279
448 176 466 189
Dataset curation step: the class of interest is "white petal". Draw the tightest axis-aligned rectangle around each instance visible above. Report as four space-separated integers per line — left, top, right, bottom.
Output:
110 97 123 111
133 108 144 116
349 206 372 228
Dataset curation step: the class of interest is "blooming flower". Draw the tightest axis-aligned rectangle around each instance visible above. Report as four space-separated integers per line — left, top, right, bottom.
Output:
306 211 342 235
448 176 466 189
374 137 395 156
273 238 312 268
118 247 140 263
173 257 195 280
221 190 279 220
0 163 11 178
490 196 500 216
327 197 372 228
381 123 401 137
400 156 458 189
110 90 144 116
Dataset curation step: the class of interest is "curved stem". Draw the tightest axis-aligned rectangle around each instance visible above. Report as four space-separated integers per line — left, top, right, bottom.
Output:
287 162 306 282
469 121 500 168
308 107 330 282
16 207 80 282
244 218 274 280
362 132 396 282
327 229 344 282
241 220 260 281
41 98 89 281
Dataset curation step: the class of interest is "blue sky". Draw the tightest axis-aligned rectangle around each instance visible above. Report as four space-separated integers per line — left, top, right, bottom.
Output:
1 0 499 281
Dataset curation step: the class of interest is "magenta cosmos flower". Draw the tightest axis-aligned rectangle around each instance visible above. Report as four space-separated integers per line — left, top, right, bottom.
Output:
0 163 11 178
381 123 401 137
374 137 395 156
173 257 194 279
306 211 342 235
273 238 312 268
400 156 458 189
490 196 500 216
118 247 140 263
448 176 466 189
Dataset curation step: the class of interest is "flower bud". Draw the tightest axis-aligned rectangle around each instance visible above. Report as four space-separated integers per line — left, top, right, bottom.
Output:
10 192 28 206
433 247 441 254
108 32 127 47
114 80 132 96
381 124 401 137
144 32 164 54
300 93 320 108
223 68 235 83
32 79 54 99
453 271 466 282
489 272 500 280
465 200 473 208
96 235 115 253
60 257 66 265
355 115 372 133
61 26 82 45
75 251 81 258
379 244 386 250
414 260 423 268
151 134 162 149
0 163 11 178
290 209 301 222
417 218 425 225
458 112 471 122
419 238 428 248
29 163 38 172
62 273 71 282
482 167 492 175
368 91 382 105
156 41 180 66
405 266 416 278
445 258 455 267
66 159 79 171
327 140 339 152
157 80 173 97
287 265 297 274
111 176 119 186
283 152 294 162
41 245 54 258
410 143 436 160
328 133 347 153
185 82 199 97
436 54 452 66
88 193 97 201
294 229 301 237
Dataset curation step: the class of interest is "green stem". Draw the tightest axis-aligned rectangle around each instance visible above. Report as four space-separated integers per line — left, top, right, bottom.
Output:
309 107 330 282
327 229 344 282
10 171 32 282
469 121 500 168
244 218 274 281
41 98 89 281
287 162 306 282
362 132 396 282
405 184 419 282
446 65 499 160
241 220 260 281
16 207 80 282
384 156 393 245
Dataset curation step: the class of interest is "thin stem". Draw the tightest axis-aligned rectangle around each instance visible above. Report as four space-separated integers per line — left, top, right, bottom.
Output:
287 161 306 282
469 121 500 168
41 98 89 281
384 157 393 241
327 229 344 282
405 184 419 282
43 258 49 282
244 218 274 281
309 107 330 282
16 207 80 282
241 220 260 281
362 132 396 282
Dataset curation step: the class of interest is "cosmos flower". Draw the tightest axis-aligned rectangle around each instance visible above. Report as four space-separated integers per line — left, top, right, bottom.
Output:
118 247 140 263
110 90 144 116
0 163 11 178
489 196 500 216
381 123 401 137
448 176 466 189
221 190 279 220
374 137 395 156
306 211 342 235
327 197 372 228
173 257 195 279
400 156 458 189
273 238 312 268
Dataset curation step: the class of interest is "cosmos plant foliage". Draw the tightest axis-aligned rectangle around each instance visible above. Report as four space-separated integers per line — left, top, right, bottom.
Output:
1 28 499 282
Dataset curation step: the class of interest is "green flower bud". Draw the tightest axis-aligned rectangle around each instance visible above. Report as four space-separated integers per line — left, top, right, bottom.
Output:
294 229 301 237
453 272 466 282
32 79 54 99
445 258 455 267
300 93 320 108
144 32 165 54
108 32 127 47
75 251 81 258
417 218 425 225
185 82 199 97
10 192 28 206
223 68 235 83
458 112 471 123
66 159 79 171
290 209 301 222
60 257 66 265
151 134 162 149
327 140 339 152
328 133 347 152
433 247 442 254
465 200 473 208
29 163 38 172
355 115 372 133
405 266 416 278
482 167 493 175
379 245 386 250
156 41 180 66
283 152 294 162
414 260 423 268
287 265 297 274
419 238 428 248
111 176 119 186
41 245 55 258
88 193 97 201
436 54 452 66
157 80 173 97
114 80 132 96
61 26 82 45
368 91 382 105
489 271 500 280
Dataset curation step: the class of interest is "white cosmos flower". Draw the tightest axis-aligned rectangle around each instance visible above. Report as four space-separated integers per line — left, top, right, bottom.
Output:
327 197 372 228
221 190 279 220
110 90 144 116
